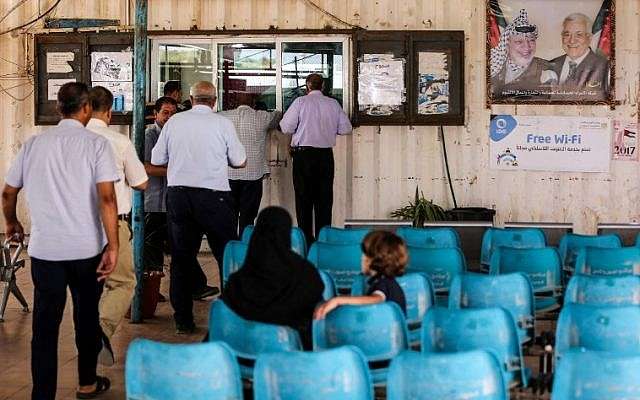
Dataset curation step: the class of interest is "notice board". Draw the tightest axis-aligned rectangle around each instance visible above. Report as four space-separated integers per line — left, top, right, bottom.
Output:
353 30 465 126
35 31 133 125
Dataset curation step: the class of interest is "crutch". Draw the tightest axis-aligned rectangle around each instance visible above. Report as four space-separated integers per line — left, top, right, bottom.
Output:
0 239 28 322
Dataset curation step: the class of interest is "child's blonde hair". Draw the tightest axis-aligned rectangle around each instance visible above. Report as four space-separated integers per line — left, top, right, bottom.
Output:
361 230 408 277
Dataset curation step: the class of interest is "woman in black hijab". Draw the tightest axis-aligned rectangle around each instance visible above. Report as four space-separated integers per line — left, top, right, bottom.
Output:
222 206 324 349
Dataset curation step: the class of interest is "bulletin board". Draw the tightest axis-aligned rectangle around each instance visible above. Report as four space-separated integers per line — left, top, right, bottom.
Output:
34 31 134 125
353 31 465 126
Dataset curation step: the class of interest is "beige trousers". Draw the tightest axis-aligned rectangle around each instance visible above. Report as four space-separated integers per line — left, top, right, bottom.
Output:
99 222 137 338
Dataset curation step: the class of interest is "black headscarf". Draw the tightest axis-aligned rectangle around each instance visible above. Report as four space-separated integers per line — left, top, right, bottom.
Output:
222 206 324 330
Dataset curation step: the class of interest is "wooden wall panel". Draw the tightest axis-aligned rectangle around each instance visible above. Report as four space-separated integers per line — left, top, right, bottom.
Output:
1 0 640 233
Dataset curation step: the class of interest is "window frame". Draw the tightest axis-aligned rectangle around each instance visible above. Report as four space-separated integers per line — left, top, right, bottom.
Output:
149 34 352 115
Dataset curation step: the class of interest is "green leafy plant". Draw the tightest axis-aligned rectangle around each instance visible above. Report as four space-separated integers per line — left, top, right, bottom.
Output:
390 187 447 227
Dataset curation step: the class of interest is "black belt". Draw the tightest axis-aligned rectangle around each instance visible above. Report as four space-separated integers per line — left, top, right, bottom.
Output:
170 186 226 192
290 146 332 153
118 214 128 221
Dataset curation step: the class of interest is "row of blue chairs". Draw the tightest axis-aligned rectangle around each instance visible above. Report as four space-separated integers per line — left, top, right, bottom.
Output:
126 340 509 400
208 300 528 389
552 273 640 399
126 339 640 399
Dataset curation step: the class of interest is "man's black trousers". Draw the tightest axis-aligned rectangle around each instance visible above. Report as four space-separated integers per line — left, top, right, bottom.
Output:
166 187 236 326
30 254 103 400
292 147 334 245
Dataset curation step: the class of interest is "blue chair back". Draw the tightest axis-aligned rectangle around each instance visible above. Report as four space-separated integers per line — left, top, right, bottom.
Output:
555 303 640 361
480 227 546 266
421 307 527 388
318 270 337 301
317 227 371 244
565 275 640 306
489 247 562 313
387 350 508 400
449 273 535 345
406 247 465 300
208 300 302 379
396 227 460 248
125 339 242 400
222 240 248 284
552 351 640 400
307 242 362 291
253 347 373 400
558 233 622 272
313 302 409 385
351 273 435 346
574 246 640 276
241 225 307 257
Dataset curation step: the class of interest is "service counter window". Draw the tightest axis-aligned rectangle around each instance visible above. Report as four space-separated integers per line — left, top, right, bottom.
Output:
150 35 351 114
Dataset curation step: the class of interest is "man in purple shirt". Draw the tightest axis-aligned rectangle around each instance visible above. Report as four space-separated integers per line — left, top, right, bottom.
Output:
280 74 352 244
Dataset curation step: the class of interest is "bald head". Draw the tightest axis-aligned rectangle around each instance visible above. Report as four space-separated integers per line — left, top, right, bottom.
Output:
190 81 217 108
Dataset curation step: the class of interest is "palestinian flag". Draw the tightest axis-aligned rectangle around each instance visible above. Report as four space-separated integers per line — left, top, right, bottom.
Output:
592 0 613 57
488 0 507 48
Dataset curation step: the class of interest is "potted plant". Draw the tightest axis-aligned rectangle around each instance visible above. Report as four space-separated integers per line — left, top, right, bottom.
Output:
390 186 447 227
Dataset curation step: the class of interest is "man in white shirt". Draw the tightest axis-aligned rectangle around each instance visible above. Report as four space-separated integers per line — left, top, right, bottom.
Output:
2 82 119 399
87 86 148 364
152 81 246 334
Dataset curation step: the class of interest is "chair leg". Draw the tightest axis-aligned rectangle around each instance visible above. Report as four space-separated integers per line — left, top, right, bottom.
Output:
0 280 10 322
10 278 29 312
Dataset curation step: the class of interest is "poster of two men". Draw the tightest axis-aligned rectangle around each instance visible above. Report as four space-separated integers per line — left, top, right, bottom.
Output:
487 0 613 104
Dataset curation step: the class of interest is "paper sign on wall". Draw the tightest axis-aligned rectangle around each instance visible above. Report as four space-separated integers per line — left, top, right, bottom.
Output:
47 78 76 100
93 81 133 112
612 120 638 161
489 115 611 173
46 52 74 73
90 51 133 82
358 54 405 106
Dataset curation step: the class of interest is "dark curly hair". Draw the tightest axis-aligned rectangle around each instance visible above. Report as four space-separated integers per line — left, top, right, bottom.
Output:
361 230 408 278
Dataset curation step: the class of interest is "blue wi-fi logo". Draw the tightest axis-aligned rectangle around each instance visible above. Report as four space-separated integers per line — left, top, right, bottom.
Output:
490 115 517 142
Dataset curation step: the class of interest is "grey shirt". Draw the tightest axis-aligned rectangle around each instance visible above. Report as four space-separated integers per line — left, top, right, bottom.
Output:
151 105 247 191
144 123 167 212
4 119 119 261
219 106 281 181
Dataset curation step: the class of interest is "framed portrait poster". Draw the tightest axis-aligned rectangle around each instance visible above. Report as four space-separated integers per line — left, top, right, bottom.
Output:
486 0 615 106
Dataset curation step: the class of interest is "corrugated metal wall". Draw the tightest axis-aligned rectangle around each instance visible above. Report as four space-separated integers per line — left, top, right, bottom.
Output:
1 0 639 232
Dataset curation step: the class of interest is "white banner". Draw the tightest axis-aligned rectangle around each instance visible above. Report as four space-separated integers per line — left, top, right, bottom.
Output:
489 115 611 172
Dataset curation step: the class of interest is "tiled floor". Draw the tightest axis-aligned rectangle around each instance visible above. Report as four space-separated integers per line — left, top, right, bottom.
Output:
0 255 219 400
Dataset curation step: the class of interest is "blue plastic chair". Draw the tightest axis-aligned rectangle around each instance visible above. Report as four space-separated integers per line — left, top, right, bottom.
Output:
222 240 248 284
565 275 640 306
396 227 460 248
387 350 508 400
558 233 622 274
317 227 371 244
313 302 409 386
489 247 562 313
351 273 435 347
406 246 466 304
480 227 546 267
208 300 302 380
318 270 336 301
555 303 640 361
307 242 362 292
241 225 307 257
421 307 527 389
574 246 640 276
449 273 535 345
253 346 373 400
552 350 640 400
125 339 242 400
